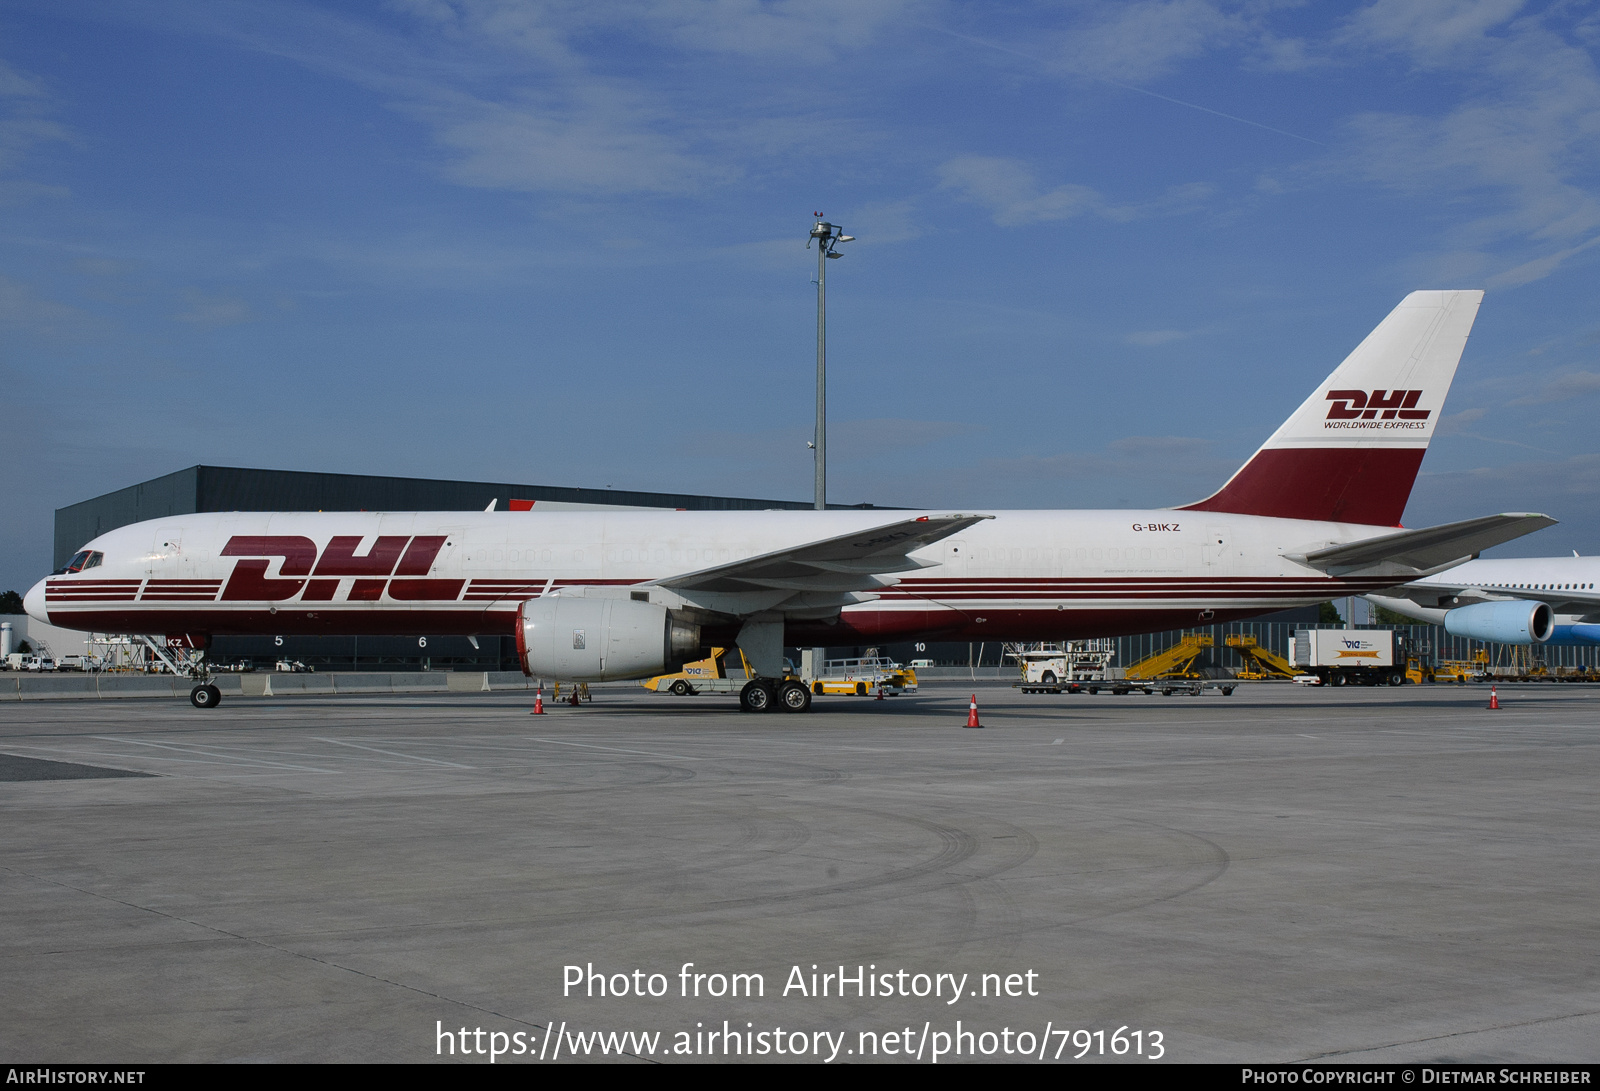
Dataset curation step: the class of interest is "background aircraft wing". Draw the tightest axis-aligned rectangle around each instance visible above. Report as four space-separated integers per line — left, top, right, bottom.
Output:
1381 579 1600 616
1294 513 1555 575
653 513 992 594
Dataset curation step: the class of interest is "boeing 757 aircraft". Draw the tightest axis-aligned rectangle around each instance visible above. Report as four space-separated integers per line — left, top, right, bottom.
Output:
28 290 1556 710
1367 554 1600 646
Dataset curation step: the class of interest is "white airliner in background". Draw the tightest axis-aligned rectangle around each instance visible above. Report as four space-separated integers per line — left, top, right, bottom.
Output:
27 290 1556 711
1367 555 1600 646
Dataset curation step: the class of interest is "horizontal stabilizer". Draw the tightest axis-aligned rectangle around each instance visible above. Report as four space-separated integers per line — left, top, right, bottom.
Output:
655 513 993 594
1293 513 1556 574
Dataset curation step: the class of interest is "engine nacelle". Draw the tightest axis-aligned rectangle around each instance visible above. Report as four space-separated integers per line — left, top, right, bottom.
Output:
516 593 700 681
1443 600 1553 645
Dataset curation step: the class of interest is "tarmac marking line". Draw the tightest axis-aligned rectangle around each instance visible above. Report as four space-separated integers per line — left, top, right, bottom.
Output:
525 737 704 760
92 736 341 774
310 737 474 768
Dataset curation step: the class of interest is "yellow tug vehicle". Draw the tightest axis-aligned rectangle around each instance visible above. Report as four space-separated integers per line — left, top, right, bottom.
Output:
644 650 915 698
641 647 753 695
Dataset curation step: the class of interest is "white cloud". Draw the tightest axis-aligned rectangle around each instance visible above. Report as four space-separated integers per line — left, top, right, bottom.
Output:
0 276 95 339
390 0 919 63
0 59 72 202
1435 406 1487 435
1337 3 1600 285
938 157 1210 227
138 1 906 201
1346 0 1529 66
844 199 923 244
1508 370 1600 405
938 157 1108 225
413 90 726 194
174 291 254 327
1052 0 1241 83
1124 328 1199 346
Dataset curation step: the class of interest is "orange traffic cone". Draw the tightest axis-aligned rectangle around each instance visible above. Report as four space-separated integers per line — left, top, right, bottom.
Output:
1488 686 1499 710
531 686 546 715
965 693 983 729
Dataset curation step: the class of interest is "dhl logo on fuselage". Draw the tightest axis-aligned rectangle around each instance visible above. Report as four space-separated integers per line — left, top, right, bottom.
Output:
219 535 462 602
1324 390 1431 421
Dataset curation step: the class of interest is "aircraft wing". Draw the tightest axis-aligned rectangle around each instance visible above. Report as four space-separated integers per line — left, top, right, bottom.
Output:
653 513 993 594
1293 513 1557 575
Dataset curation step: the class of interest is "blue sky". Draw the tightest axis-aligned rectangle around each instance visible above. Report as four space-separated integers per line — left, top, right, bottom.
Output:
3 0 1599 592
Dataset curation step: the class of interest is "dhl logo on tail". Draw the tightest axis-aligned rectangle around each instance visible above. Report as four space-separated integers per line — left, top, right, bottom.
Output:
1324 390 1431 421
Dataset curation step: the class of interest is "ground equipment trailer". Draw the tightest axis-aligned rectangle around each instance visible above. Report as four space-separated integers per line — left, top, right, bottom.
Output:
1086 679 1236 696
812 656 917 696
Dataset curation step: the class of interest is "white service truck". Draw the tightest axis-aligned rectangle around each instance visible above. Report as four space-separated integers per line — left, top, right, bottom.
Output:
1290 629 1405 687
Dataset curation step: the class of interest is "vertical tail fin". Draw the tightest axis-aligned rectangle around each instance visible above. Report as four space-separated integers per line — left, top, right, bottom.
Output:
1179 290 1482 526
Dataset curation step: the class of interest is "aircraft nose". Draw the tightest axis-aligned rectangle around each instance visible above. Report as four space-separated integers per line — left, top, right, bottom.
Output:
23 579 48 624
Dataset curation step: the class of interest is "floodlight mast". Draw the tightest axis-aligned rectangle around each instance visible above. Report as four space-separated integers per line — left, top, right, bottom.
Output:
807 218 853 510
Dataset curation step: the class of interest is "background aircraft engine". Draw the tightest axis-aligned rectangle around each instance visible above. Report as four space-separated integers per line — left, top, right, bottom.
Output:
1443 600 1553 645
516 595 700 681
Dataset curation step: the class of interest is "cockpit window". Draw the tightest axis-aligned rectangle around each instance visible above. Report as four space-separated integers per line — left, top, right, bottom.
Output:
58 550 104 574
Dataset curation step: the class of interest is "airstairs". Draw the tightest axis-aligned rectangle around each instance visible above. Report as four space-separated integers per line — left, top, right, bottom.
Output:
1124 632 1213 680
1225 633 1298 680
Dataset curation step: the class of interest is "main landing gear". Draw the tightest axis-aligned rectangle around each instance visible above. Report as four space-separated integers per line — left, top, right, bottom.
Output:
739 679 812 713
189 684 222 708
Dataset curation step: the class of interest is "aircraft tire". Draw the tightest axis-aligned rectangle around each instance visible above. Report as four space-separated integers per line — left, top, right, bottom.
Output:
190 684 221 709
739 680 775 713
778 681 812 713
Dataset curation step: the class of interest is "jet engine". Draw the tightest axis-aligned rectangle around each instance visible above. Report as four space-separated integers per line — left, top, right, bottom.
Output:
516 593 700 681
1443 600 1553 645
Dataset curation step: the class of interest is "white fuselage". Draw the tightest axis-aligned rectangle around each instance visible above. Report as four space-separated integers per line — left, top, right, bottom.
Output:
29 508 1414 645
